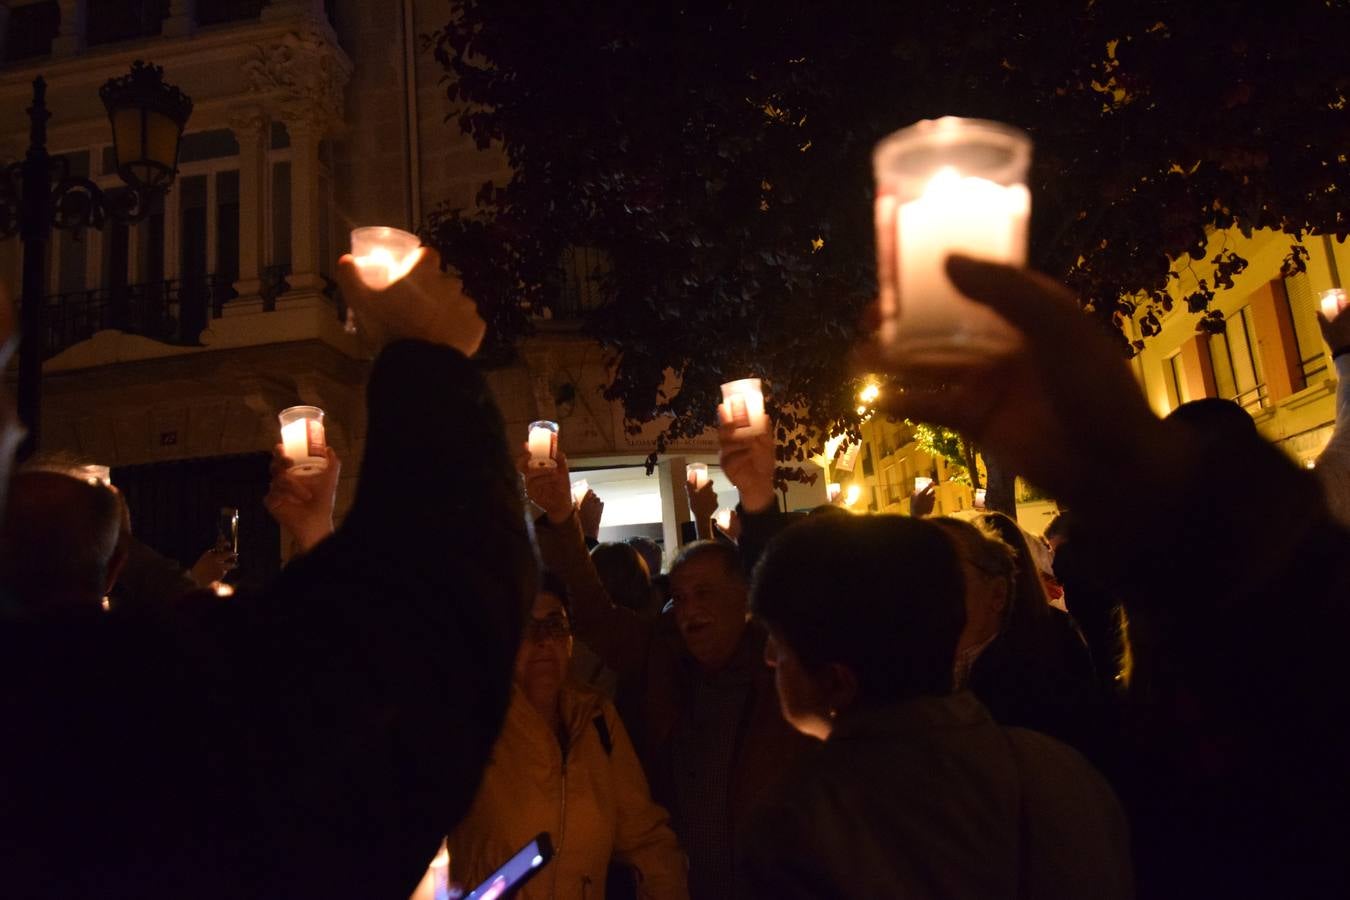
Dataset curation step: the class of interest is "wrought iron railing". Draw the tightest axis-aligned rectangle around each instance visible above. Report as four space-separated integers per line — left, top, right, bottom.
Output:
38 270 291 360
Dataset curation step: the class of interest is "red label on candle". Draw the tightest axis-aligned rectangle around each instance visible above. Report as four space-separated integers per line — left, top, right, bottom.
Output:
306 419 327 457
549 431 558 460
729 395 750 428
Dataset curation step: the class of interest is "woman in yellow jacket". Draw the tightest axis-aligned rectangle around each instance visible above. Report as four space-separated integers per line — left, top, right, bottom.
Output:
439 574 688 900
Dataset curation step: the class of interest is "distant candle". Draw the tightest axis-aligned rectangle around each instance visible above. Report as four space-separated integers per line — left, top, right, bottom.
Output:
686 463 709 490
278 406 328 475
714 508 733 532
827 483 842 503
76 464 111 487
719 378 768 437
528 421 559 469
914 476 934 492
571 478 590 505
974 489 987 508
1321 288 1346 320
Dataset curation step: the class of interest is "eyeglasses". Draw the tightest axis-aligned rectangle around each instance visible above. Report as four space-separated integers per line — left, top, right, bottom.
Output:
526 615 571 641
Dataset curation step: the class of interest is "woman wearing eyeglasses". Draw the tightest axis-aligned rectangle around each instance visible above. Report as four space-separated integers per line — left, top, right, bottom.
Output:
435 573 689 900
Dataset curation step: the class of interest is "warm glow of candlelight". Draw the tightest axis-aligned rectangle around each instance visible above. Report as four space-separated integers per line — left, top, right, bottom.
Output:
350 226 422 290
212 582 235 598
571 478 590 505
76 465 111 487
528 421 559 469
843 484 863 507
827 483 842 503
686 463 709 490
1321 288 1346 320
278 406 328 475
720 378 768 437
715 508 733 532
915 476 933 492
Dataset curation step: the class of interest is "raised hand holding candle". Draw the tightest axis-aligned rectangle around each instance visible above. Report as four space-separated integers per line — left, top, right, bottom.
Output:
719 378 768 437
827 483 842 503
76 464 111 486
278 406 328 475
1321 288 1347 320
571 479 590 506
528 420 559 469
348 226 423 333
714 508 734 533
686 463 709 490
873 117 1031 364
914 476 933 492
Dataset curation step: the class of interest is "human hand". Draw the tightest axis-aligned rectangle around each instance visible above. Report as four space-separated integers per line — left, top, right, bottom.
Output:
855 256 1173 510
335 246 486 358
1318 301 1350 357
264 444 340 553
188 545 238 588
718 411 777 514
521 446 574 524
687 478 719 522
909 483 937 518
578 489 604 539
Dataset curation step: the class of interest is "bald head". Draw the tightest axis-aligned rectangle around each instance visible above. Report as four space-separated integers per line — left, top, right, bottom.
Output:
1 472 125 611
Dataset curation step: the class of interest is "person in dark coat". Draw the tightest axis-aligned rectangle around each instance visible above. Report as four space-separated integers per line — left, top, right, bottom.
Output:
0 249 534 899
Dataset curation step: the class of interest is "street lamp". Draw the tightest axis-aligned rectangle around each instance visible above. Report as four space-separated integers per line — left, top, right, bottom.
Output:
0 60 192 460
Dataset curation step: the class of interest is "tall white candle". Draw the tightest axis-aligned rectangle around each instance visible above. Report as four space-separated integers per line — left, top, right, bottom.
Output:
827 483 842 503
714 508 733 532
278 406 328 475
528 421 559 469
571 479 590 506
719 378 768 437
1321 288 1346 320
874 118 1032 363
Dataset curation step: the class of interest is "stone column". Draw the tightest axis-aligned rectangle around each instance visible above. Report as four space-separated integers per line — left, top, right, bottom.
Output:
284 116 324 292
51 0 87 57
162 0 197 38
229 108 268 299
658 455 693 565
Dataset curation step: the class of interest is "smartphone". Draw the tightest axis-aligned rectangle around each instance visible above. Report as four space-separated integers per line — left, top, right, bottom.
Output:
462 833 554 900
217 506 239 555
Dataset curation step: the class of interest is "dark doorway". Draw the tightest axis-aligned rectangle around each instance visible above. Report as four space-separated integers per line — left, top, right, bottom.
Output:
111 453 280 593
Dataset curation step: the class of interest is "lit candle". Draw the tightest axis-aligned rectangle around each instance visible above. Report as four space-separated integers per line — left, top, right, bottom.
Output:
974 489 987 508
348 226 424 334
528 420 559 469
827 483 842 503
1321 288 1347 320
843 484 863 507
719 378 768 437
76 464 111 486
874 117 1032 363
212 582 235 598
278 406 328 475
686 462 709 490
571 478 590 506
914 476 934 492
714 508 733 532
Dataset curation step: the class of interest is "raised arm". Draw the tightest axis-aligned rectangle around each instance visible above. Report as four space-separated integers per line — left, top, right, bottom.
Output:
242 249 534 895
524 449 656 673
1314 307 1350 525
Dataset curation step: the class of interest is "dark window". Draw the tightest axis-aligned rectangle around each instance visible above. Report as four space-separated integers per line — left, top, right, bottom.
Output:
87 0 169 46
110 453 281 594
270 120 290 149
195 0 267 27
137 192 166 284
178 129 241 164
101 145 118 176
272 161 292 268
216 170 240 293
1282 271 1328 382
3 1 59 63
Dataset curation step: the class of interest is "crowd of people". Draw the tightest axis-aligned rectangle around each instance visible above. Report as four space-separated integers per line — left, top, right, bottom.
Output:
1 246 1348 899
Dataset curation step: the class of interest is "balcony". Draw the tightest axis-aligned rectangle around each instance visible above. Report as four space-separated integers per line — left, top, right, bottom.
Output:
37 264 291 360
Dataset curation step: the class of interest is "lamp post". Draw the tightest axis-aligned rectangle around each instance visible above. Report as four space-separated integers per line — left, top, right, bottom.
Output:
0 61 192 461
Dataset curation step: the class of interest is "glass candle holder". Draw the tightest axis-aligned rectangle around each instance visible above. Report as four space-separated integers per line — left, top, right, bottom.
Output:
914 476 934 492
528 420 559 469
278 405 328 475
348 226 423 334
571 478 590 506
719 378 768 438
873 117 1032 364
1320 288 1347 320
686 462 709 490
827 483 842 503
714 507 733 532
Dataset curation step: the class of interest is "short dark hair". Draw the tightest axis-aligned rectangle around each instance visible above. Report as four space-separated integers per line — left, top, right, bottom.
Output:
591 541 655 615
625 536 663 576
1166 398 1258 442
751 514 966 703
670 540 744 583
1044 512 1071 543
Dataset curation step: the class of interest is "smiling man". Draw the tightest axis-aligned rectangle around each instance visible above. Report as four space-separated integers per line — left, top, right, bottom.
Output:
526 454 815 900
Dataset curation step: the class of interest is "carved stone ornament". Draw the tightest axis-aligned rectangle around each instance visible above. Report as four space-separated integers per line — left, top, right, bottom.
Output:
242 28 352 130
